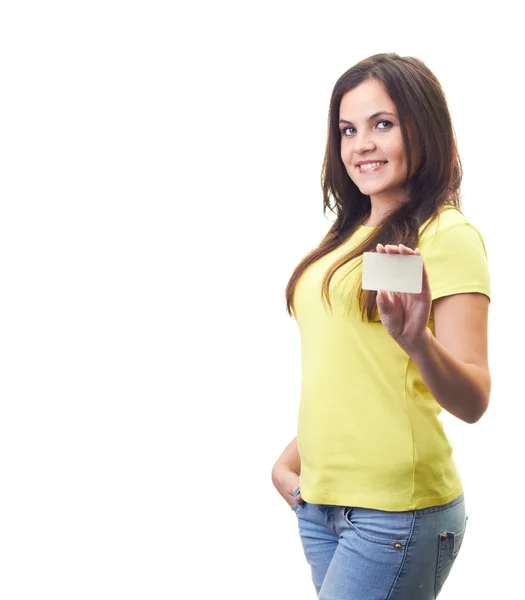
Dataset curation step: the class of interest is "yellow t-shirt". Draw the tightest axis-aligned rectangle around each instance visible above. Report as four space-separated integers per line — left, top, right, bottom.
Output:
294 208 491 511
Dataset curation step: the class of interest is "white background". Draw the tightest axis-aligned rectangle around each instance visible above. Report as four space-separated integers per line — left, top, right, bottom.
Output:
0 1 521 598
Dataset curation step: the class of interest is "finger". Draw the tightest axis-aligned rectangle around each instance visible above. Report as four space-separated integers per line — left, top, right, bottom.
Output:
421 258 431 291
384 244 404 253
411 248 429 280
377 288 389 308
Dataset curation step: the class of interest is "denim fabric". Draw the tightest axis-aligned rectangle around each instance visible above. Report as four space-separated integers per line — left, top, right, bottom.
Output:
292 486 467 599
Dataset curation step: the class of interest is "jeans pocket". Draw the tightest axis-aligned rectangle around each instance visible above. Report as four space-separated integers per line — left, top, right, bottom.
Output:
434 516 468 596
342 506 414 547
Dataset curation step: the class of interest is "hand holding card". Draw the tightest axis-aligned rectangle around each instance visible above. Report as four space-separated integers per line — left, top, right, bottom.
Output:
364 243 433 349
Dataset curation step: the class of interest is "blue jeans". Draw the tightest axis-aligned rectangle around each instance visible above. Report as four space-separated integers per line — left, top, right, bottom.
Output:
292 486 467 599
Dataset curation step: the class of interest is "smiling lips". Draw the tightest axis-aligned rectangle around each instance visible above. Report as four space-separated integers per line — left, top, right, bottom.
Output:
357 161 388 173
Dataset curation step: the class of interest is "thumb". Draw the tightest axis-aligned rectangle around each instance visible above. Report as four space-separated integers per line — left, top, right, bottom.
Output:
377 289 389 309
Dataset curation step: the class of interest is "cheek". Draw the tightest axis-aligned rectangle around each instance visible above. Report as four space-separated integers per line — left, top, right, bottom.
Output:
386 149 408 175
341 143 354 167
385 141 405 162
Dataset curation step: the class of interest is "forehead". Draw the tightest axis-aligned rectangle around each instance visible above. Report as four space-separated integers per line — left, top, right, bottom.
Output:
339 79 396 119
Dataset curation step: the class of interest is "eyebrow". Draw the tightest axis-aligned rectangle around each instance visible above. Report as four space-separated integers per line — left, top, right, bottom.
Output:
339 111 397 125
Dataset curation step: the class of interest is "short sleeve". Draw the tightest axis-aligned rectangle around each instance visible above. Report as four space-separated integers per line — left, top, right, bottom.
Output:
421 223 491 302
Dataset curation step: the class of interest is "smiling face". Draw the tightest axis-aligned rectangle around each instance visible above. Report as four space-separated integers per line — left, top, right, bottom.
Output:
339 78 421 208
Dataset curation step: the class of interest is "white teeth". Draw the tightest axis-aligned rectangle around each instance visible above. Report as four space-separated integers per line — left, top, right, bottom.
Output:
359 161 386 170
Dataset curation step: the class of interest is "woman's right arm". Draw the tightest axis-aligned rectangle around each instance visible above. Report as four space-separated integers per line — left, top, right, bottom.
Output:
271 436 302 507
272 436 301 476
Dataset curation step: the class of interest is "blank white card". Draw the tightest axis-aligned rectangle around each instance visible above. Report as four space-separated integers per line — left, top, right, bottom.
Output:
362 252 423 294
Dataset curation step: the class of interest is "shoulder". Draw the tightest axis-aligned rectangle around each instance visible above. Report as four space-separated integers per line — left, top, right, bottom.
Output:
419 206 479 239
416 207 490 302
418 207 488 257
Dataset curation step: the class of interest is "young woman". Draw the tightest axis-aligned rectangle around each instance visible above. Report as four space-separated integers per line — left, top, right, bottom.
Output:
271 53 491 599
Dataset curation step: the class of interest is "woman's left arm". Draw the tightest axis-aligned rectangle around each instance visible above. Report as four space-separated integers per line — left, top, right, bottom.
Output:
401 296 491 424
375 243 491 424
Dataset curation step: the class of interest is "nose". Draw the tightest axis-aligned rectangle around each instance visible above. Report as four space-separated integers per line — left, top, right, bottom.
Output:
354 133 376 154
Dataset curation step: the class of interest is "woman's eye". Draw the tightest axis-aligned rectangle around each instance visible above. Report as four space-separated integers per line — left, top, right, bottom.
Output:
340 120 392 136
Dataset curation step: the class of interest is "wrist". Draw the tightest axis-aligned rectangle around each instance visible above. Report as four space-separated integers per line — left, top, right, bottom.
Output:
397 327 433 357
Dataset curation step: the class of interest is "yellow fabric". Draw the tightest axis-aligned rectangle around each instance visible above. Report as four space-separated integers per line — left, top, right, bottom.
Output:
294 207 491 511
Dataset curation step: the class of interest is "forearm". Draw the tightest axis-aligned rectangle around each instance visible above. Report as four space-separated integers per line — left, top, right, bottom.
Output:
272 436 301 476
400 328 491 424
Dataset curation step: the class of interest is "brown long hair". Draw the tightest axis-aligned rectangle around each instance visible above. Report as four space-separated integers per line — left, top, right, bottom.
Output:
285 52 463 323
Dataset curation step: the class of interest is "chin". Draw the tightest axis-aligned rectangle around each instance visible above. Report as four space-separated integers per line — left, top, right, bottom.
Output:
359 185 387 195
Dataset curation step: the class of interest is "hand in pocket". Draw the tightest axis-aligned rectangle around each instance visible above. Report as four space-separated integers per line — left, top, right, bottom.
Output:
272 465 302 508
